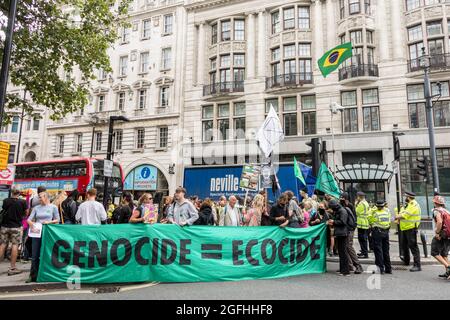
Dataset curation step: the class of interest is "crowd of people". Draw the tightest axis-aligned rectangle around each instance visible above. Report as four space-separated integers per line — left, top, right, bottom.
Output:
0 184 449 283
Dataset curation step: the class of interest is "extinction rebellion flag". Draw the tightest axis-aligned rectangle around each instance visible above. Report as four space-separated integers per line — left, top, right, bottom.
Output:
318 42 353 77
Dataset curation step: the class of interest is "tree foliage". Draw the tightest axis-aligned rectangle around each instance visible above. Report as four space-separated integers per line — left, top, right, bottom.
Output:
0 0 130 123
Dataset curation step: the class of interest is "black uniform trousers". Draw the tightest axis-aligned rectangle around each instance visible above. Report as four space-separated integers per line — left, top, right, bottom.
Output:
401 228 421 267
357 228 369 256
336 235 350 274
372 228 391 273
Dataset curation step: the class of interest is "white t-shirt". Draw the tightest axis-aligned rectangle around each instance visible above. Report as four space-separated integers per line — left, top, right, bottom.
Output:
227 205 240 226
75 200 107 225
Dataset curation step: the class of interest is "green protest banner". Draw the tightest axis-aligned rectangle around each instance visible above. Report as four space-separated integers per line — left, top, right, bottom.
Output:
38 224 327 283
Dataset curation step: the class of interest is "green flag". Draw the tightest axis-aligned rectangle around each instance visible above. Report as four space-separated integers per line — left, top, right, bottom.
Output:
317 42 353 78
294 157 306 186
315 162 340 199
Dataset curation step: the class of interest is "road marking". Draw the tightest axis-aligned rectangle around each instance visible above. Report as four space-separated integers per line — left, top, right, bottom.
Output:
0 282 160 299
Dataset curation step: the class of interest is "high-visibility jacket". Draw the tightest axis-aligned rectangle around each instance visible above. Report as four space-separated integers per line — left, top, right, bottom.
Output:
399 199 421 231
368 208 391 229
355 200 370 229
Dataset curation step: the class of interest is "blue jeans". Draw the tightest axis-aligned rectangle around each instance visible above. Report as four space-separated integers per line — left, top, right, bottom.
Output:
30 237 42 281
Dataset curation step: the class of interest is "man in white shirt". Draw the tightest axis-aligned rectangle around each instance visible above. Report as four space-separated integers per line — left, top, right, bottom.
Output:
75 188 107 225
224 196 242 227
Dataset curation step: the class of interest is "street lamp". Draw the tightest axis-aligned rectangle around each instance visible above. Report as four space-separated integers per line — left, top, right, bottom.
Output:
103 115 129 208
393 131 405 260
329 102 344 170
419 47 441 194
89 115 100 158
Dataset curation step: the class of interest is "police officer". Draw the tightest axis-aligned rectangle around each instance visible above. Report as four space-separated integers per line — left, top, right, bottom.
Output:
395 191 422 272
355 191 370 259
369 200 392 274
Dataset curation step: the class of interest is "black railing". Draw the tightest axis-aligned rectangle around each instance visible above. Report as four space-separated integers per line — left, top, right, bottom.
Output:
338 64 379 81
265 73 313 89
203 81 244 96
408 53 450 73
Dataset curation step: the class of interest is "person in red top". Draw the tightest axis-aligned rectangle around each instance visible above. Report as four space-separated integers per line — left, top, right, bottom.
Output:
431 195 450 279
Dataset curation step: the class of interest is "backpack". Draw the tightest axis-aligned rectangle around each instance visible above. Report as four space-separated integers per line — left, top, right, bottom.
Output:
111 206 122 224
437 208 450 239
292 202 304 224
344 207 357 231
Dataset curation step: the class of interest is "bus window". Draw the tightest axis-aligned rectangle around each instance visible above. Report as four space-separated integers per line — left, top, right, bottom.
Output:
25 166 39 178
72 161 87 176
41 164 55 178
55 163 72 177
113 165 121 178
15 166 24 179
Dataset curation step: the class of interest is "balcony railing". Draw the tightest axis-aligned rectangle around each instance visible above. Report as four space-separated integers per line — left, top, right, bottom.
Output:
203 81 244 96
408 53 450 73
265 73 313 90
338 64 379 81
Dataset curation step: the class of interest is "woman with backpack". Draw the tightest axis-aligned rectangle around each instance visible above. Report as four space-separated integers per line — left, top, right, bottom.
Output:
194 198 215 226
129 193 158 224
431 195 450 279
112 194 134 224
242 194 264 227
60 190 79 224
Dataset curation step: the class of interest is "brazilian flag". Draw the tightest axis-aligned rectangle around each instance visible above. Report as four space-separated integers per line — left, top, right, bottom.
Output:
318 42 353 78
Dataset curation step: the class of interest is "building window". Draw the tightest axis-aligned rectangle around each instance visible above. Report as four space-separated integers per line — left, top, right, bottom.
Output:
161 47 171 70
363 106 380 131
339 0 345 19
221 20 231 41
434 101 450 127
57 135 64 154
113 130 123 151
26 119 31 131
408 25 422 41
298 43 311 57
217 104 230 140
284 59 296 76
138 89 147 110
121 27 130 43
234 19 245 41
283 7 295 30
283 97 297 136
202 105 214 142
366 30 374 44
298 7 310 29
265 98 279 113
339 33 346 45
408 102 426 128
98 68 107 81
160 87 169 107
158 126 168 148
409 42 424 61
349 0 361 14
299 59 312 79
8 145 15 164
140 52 149 73
163 14 173 34
119 56 128 76
284 44 296 58
341 90 357 106
407 0 420 10
428 38 444 55
75 133 83 153
33 118 39 131
117 92 126 111
233 102 246 139
367 47 375 64
350 30 363 44
272 11 280 34
211 23 218 44
95 132 102 152
302 95 316 135
425 0 441 5
341 91 358 133
142 19 151 39
136 128 145 149
427 21 442 36
11 116 19 133
364 0 371 14
98 95 105 112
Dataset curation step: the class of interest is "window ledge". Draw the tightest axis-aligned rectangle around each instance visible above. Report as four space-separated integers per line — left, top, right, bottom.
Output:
131 148 145 153
53 154 63 158
119 41 130 45
72 152 82 156
155 147 167 152
162 33 173 37
160 68 171 72
140 37 150 41
117 75 128 79
138 72 149 76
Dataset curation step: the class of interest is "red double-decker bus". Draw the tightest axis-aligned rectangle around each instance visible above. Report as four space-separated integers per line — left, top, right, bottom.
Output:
12 157 124 200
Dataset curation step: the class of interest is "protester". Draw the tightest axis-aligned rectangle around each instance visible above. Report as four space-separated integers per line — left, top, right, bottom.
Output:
61 190 79 224
242 194 264 227
327 200 350 276
75 188 107 225
0 189 28 276
112 194 134 224
223 196 242 226
300 200 313 228
282 191 301 228
216 196 227 226
195 198 215 226
30 186 46 210
430 195 450 279
166 187 198 226
52 191 67 223
129 193 158 224
310 194 319 211
270 194 289 227
161 196 174 222
27 192 59 282
300 188 310 204
340 193 363 274
310 201 330 226
369 200 392 274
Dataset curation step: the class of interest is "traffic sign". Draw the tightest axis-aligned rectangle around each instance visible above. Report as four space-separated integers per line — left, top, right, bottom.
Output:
104 160 113 177
0 164 15 185
0 141 10 170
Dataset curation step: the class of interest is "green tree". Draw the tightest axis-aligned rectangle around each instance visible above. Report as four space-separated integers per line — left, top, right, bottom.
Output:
0 0 130 123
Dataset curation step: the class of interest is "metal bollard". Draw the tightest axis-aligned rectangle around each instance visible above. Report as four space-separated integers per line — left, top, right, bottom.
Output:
420 231 428 258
